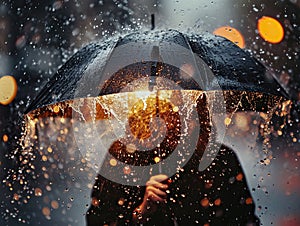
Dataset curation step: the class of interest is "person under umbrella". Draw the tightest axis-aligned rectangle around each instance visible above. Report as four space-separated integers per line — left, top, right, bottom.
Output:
86 61 260 225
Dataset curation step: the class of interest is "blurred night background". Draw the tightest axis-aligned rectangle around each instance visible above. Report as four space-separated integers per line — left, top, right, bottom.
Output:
0 0 299 225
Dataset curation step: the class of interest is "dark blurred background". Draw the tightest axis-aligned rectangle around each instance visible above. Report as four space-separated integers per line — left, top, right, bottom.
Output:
0 0 299 225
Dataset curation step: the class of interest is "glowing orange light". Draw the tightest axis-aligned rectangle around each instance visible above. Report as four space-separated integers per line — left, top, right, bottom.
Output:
236 173 243 181
118 198 125 206
53 105 60 113
0 75 18 105
42 155 48 161
35 187 43 197
13 193 20 201
42 207 50 216
257 16 284 44
2 134 8 142
214 198 221 206
213 26 245 48
47 147 53 153
92 197 100 207
201 197 209 207
51 200 59 209
245 197 253 205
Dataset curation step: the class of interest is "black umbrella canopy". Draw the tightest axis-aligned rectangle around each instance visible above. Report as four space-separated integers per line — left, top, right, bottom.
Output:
18 29 294 188
25 29 289 115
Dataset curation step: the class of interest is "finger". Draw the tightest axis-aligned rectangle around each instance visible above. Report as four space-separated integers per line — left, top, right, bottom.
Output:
147 191 165 203
146 186 167 198
150 174 169 182
146 180 168 190
146 174 169 189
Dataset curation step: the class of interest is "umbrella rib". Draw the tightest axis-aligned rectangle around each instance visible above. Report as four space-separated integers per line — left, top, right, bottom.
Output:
181 32 207 90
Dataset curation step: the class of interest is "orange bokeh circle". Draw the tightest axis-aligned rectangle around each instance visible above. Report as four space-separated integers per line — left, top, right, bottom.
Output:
213 26 245 48
257 16 284 44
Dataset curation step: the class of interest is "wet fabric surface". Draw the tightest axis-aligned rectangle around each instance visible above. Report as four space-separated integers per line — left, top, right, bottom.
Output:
86 145 260 226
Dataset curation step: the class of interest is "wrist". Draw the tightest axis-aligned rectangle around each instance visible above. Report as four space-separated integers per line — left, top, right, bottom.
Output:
132 204 149 224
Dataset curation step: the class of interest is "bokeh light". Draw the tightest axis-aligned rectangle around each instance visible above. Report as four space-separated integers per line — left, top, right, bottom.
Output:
200 197 209 208
34 188 43 197
224 117 232 126
213 26 245 48
109 158 117 166
214 198 221 206
51 200 59 209
53 105 60 113
0 75 18 105
236 173 243 181
154 156 161 163
245 197 253 205
42 207 50 217
2 134 8 142
257 16 284 44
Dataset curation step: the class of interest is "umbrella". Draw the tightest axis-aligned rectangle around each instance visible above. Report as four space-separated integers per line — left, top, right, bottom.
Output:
22 29 291 185
25 29 289 114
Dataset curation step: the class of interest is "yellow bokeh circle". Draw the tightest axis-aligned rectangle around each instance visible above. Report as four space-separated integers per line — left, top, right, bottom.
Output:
0 75 18 105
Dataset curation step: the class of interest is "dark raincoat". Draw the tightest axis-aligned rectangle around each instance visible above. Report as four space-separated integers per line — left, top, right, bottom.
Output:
86 145 260 226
